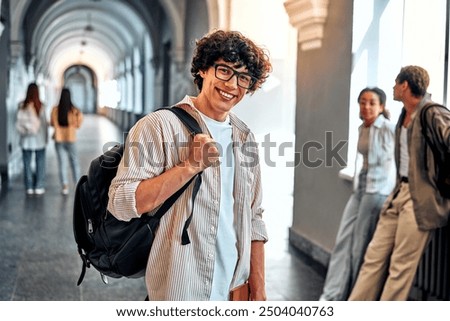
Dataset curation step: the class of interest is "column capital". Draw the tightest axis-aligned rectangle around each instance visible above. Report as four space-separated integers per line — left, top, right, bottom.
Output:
284 0 329 51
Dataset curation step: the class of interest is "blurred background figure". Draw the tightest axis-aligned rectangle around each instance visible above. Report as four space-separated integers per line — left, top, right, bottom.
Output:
320 87 396 300
50 88 83 195
15 83 49 195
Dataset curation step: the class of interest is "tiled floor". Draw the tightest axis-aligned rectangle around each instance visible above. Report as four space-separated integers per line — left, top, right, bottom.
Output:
0 114 325 301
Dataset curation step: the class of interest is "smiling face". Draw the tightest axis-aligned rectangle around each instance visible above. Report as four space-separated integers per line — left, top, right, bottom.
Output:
359 90 384 127
194 59 248 121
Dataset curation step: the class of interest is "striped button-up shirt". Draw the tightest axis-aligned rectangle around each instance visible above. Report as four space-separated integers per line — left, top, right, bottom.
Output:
107 96 268 300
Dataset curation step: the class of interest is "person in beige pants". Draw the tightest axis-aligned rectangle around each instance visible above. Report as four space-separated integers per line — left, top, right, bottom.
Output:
349 65 450 300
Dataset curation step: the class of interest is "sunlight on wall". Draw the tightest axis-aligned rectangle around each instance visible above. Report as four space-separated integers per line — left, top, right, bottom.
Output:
229 0 292 60
228 0 297 136
226 0 298 258
98 80 120 108
402 0 447 103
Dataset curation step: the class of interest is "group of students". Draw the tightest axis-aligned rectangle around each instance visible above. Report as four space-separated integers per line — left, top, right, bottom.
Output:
16 84 83 195
14 29 450 301
321 66 450 301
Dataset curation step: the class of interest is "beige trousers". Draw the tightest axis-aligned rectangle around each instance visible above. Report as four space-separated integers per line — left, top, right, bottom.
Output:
348 182 431 300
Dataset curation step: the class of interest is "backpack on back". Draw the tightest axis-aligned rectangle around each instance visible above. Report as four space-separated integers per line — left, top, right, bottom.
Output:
420 103 450 199
73 107 202 285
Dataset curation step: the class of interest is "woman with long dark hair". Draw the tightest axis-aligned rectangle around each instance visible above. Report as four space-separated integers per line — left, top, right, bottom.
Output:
50 88 83 195
16 83 48 195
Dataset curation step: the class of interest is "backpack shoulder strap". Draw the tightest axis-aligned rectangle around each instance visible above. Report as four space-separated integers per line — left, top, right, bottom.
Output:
157 106 202 136
420 103 449 164
147 106 203 245
421 103 443 140
420 103 448 127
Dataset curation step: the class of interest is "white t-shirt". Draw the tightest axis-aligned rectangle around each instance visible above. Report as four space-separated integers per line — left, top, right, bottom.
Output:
198 111 238 300
399 126 409 178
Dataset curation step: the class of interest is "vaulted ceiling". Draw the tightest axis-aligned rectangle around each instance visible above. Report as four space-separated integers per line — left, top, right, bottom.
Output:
10 0 176 82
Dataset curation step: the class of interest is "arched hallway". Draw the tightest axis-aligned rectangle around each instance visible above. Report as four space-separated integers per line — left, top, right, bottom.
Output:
1 0 449 302
0 114 325 301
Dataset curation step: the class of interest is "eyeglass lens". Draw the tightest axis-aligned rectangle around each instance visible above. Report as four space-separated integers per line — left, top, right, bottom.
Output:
215 64 254 89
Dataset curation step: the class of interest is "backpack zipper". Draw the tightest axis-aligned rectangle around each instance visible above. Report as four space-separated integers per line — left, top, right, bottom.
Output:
88 219 93 234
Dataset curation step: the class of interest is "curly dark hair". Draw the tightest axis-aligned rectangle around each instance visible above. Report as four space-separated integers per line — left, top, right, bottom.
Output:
395 65 429 97
191 30 272 94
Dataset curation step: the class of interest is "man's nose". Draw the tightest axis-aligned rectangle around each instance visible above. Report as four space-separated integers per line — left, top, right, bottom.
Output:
224 74 238 88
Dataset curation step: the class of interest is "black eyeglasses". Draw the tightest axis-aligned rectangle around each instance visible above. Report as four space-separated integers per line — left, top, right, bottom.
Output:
214 64 256 89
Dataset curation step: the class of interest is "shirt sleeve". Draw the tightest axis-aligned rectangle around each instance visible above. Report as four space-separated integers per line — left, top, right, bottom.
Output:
247 132 268 243
107 111 183 221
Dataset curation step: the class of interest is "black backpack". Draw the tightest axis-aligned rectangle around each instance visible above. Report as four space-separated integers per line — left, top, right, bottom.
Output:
420 103 450 199
73 107 202 285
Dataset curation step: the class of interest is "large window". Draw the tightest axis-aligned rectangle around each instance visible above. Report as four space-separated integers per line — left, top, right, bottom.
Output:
343 0 447 180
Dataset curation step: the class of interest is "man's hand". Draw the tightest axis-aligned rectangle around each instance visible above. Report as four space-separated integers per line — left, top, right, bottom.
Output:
187 134 220 171
135 133 219 214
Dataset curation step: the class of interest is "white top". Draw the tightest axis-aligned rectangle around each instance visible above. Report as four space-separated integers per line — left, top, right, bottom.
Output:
399 126 409 178
353 115 396 195
17 103 48 150
197 110 238 300
357 125 370 170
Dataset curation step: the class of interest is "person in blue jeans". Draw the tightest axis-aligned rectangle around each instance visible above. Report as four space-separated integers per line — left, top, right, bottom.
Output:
319 87 396 300
50 88 83 195
16 83 48 195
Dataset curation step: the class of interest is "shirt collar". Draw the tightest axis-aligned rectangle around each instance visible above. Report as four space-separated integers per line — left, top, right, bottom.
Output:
372 114 385 128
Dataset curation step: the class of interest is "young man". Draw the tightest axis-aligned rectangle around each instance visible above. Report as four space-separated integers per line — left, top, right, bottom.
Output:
349 65 450 300
107 30 272 300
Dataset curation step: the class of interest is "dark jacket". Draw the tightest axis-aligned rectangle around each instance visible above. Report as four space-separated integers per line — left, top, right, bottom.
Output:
382 96 450 230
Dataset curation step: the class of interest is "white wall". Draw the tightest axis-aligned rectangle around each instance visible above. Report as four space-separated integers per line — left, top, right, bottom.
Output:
226 0 297 137
225 0 298 255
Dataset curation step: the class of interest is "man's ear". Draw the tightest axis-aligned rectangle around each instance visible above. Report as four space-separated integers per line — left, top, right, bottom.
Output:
402 80 409 90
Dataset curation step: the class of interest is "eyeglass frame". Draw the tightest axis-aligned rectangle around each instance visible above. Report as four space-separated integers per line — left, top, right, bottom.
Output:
213 63 257 89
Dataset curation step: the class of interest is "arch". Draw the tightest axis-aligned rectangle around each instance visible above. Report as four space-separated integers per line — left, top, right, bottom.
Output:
12 0 151 86
10 0 29 42
63 65 97 114
9 0 211 110
31 1 145 83
158 0 186 67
